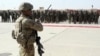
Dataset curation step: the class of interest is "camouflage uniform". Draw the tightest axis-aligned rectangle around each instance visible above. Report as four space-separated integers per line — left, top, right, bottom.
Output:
12 2 43 56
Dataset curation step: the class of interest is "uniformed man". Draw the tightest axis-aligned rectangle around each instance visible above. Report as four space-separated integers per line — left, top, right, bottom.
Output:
12 2 43 56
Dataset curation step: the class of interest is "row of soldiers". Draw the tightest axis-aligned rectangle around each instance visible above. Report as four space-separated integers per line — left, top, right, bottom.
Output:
0 10 20 22
0 9 100 24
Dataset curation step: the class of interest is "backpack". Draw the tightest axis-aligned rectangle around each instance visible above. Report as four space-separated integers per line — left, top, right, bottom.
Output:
16 19 26 44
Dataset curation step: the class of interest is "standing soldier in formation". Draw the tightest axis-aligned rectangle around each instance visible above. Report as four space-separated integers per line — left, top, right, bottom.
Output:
94 11 99 24
12 2 43 56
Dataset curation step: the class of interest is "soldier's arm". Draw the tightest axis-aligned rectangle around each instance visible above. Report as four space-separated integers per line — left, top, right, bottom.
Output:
32 22 43 31
22 19 43 31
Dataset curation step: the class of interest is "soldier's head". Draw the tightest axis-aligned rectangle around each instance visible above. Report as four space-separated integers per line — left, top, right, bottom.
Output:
19 2 33 16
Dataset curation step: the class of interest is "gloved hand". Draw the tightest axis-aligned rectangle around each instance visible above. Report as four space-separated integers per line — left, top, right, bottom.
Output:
35 18 41 23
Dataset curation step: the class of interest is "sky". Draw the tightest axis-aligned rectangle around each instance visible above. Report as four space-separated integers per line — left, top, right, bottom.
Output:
0 0 99 10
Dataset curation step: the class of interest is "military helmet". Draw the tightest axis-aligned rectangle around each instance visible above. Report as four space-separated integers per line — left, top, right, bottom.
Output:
19 2 33 11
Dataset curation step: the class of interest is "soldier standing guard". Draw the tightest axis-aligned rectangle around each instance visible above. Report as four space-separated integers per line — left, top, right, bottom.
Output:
12 2 43 56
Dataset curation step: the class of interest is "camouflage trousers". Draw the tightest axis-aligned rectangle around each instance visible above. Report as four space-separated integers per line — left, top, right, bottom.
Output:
19 44 35 56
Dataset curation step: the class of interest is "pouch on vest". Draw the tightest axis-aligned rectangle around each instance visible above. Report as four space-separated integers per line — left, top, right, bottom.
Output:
16 32 26 44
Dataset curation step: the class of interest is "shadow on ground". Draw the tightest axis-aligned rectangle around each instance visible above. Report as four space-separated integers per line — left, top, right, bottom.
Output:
0 53 12 56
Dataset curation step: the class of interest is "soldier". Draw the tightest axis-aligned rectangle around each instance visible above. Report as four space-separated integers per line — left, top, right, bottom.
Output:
12 2 43 56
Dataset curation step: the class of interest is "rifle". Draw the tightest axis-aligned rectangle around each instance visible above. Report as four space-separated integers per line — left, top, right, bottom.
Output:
35 4 52 56
38 4 52 21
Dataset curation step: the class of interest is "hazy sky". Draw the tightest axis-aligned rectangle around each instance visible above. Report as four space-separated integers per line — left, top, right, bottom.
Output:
0 0 99 10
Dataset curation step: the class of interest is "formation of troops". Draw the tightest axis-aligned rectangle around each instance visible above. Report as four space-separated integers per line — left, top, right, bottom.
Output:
0 9 100 24
2 2 100 56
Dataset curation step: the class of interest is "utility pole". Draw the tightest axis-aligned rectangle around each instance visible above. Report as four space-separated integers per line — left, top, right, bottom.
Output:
92 5 93 9
91 0 94 9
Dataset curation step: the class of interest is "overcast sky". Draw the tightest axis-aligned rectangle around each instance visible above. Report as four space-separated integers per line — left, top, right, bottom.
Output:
0 0 99 10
